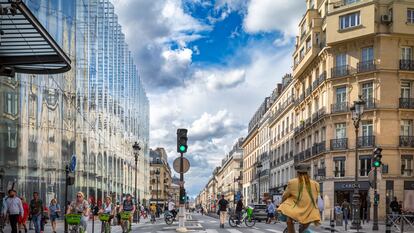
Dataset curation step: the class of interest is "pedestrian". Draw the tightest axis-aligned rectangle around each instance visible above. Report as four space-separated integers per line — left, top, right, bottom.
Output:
18 197 29 233
235 197 243 225
0 191 6 230
278 163 320 233
3 189 24 233
217 195 228 228
390 197 399 215
49 198 60 233
40 206 49 232
266 199 276 224
341 200 350 223
29 192 43 233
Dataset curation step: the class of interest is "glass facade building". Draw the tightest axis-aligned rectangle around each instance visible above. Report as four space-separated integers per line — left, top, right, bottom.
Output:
0 0 150 206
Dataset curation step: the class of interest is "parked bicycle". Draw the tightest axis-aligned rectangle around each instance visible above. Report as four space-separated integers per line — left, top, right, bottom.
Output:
228 206 256 227
66 213 85 233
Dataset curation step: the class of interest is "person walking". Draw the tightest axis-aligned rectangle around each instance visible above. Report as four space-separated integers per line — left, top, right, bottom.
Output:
341 200 350 224
48 199 60 233
3 190 24 233
266 199 276 224
390 197 400 215
29 192 43 233
217 195 228 229
278 163 321 233
18 197 29 233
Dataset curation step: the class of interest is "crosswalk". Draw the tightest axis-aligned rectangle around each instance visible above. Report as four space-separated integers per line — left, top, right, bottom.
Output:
203 228 284 233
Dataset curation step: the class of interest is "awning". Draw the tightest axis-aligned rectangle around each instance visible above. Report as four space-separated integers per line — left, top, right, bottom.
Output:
0 0 71 76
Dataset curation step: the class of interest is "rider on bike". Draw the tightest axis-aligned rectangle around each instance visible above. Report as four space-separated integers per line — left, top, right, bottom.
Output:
66 192 90 231
235 196 244 225
167 199 176 219
119 194 135 230
99 196 115 232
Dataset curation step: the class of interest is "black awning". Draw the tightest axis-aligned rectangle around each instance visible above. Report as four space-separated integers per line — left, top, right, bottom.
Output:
0 0 71 76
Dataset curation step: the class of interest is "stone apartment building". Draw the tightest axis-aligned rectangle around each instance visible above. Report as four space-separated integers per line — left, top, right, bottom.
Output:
149 148 172 210
292 0 414 219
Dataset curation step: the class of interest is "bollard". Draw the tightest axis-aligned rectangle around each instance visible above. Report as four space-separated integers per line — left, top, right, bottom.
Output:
401 215 404 233
330 209 335 233
385 221 391 233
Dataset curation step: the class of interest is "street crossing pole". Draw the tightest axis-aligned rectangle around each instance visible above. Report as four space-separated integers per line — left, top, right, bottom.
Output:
372 166 379 230
178 152 187 232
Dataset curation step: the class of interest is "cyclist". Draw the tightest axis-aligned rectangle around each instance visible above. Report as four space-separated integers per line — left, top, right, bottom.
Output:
66 192 90 231
99 196 115 232
167 199 176 219
119 194 135 231
235 197 244 225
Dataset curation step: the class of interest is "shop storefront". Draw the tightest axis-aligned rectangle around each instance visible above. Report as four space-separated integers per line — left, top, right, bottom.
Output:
334 181 370 219
404 181 414 213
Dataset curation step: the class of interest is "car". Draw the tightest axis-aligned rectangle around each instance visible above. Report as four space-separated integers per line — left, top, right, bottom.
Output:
250 204 268 222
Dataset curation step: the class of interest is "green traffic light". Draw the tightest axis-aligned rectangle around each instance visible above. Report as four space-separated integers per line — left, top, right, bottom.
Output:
179 145 186 152
373 161 381 167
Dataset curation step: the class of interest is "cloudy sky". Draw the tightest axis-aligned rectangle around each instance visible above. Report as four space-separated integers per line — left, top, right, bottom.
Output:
112 0 305 196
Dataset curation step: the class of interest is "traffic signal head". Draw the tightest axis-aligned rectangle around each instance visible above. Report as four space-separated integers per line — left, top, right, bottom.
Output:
177 129 188 153
373 147 383 168
179 188 186 204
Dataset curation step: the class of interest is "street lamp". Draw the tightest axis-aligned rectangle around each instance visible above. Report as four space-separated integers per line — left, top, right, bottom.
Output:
132 142 141 224
155 169 160 217
256 162 263 204
350 95 365 230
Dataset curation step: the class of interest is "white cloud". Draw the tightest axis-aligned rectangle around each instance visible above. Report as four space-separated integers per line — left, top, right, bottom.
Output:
194 69 246 91
244 0 304 38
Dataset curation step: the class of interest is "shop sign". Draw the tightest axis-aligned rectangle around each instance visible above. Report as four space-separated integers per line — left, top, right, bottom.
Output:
334 181 370 191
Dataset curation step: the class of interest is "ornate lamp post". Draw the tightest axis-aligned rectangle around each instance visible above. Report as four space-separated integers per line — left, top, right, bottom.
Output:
350 95 365 230
155 169 160 217
132 142 141 224
256 162 263 204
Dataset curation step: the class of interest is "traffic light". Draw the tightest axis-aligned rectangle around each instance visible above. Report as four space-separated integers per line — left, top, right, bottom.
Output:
180 188 186 204
372 147 383 168
177 128 188 153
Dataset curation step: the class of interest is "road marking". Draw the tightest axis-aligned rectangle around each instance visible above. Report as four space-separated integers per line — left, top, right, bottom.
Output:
198 220 205 223
227 229 243 233
205 229 219 233
210 220 217 223
265 229 284 233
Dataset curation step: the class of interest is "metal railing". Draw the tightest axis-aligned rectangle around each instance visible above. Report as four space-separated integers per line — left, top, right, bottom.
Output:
331 102 349 113
357 60 376 73
387 214 414 233
400 136 414 147
399 98 414 109
400 59 414 71
330 138 348 150
331 65 350 78
357 136 375 147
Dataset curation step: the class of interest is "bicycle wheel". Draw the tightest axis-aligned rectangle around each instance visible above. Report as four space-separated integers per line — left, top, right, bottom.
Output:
244 216 256 227
165 216 173 225
104 222 111 233
122 221 129 233
228 215 237 227
283 228 288 233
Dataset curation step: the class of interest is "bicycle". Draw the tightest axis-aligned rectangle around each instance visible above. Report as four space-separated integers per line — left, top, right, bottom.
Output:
228 206 256 227
99 213 111 233
164 210 177 225
120 211 132 233
66 213 85 233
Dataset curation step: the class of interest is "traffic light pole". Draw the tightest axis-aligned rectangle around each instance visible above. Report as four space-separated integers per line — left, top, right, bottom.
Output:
373 166 379 230
64 165 69 233
177 152 187 232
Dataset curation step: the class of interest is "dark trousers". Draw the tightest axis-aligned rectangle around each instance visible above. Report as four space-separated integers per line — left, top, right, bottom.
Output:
9 214 19 233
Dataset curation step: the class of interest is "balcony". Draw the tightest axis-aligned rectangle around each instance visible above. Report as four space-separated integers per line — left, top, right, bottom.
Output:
330 138 348 150
305 87 312 97
312 79 319 90
400 60 414 71
331 102 349 113
317 168 326 177
400 136 414 147
357 136 375 147
357 60 376 73
319 71 326 83
312 141 326 155
305 118 311 127
399 98 414 109
305 148 312 159
331 65 350 78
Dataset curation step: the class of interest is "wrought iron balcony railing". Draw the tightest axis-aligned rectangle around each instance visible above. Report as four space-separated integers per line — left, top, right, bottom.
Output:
357 60 376 73
330 138 348 150
331 102 349 113
400 136 414 147
400 59 414 71
357 136 375 147
331 65 350 78
399 98 414 109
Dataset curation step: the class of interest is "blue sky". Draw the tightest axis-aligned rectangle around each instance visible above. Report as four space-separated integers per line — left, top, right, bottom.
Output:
113 0 305 196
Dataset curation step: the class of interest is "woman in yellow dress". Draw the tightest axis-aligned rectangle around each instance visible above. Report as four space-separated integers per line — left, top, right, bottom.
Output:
278 163 321 233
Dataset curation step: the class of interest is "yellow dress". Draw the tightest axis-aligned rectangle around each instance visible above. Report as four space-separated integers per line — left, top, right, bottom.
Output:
277 178 321 225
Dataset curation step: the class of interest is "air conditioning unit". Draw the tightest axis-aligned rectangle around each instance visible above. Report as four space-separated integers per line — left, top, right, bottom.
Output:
381 15 392 23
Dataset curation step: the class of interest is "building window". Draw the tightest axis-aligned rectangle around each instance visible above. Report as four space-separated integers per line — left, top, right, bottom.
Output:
401 155 413 176
401 120 413 136
345 0 360 4
334 158 345 177
401 81 411 98
306 38 312 50
340 12 361 30
300 47 305 59
336 53 347 67
362 82 373 102
336 86 347 104
4 92 18 115
362 47 374 62
7 126 17 148
408 9 414 24
360 156 371 177
361 121 373 137
401 47 412 60
335 123 346 139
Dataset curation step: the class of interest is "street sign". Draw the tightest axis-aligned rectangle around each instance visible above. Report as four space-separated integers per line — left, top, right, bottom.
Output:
69 155 77 172
173 157 190 173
